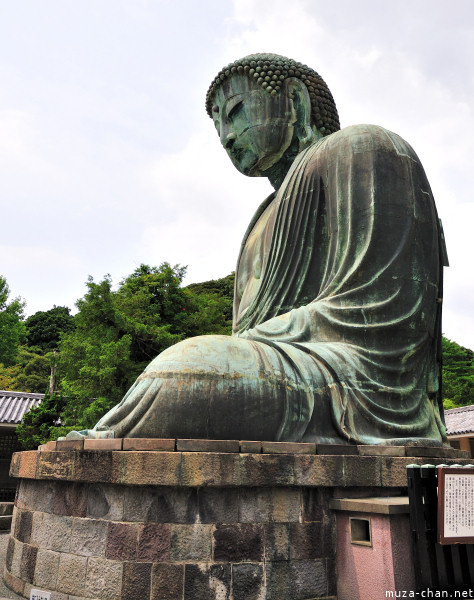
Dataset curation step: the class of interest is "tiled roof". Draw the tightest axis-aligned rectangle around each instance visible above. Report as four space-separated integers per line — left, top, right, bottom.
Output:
445 404 474 436
0 390 44 425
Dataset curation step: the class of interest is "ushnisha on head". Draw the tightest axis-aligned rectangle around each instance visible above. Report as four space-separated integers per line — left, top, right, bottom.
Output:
206 53 340 136
206 53 340 189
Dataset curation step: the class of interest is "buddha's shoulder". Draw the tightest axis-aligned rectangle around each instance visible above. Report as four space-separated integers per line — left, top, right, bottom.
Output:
316 124 414 155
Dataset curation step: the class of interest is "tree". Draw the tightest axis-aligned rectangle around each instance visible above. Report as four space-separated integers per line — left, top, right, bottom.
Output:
16 393 67 450
442 336 474 408
0 276 26 367
25 306 75 351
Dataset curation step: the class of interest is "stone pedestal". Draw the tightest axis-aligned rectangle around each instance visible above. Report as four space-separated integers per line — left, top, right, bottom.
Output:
3 440 472 600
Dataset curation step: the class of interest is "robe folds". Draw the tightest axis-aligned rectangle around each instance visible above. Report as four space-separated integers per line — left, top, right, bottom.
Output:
95 124 447 445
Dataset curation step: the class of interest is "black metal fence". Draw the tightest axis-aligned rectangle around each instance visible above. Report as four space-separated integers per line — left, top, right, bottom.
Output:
407 464 474 591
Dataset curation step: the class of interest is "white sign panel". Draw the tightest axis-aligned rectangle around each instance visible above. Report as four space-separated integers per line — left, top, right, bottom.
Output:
443 473 474 539
30 590 51 600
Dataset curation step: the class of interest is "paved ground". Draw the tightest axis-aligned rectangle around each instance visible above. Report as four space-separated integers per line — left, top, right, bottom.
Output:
0 532 22 599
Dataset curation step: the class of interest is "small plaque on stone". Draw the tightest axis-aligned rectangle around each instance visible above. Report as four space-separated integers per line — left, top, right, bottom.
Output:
30 590 51 600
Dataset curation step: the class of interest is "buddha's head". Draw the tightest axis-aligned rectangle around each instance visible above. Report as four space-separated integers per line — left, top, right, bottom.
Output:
206 53 340 189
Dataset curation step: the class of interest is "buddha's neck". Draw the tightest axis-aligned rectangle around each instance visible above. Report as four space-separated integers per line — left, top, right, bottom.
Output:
265 133 317 191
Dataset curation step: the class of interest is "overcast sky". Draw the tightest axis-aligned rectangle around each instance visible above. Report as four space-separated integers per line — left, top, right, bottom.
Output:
1 0 473 349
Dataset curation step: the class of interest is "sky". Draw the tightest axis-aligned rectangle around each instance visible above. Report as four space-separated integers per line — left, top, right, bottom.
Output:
1 0 473 349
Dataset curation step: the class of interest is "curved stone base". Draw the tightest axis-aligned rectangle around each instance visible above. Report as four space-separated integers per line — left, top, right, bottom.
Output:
4 443 472 599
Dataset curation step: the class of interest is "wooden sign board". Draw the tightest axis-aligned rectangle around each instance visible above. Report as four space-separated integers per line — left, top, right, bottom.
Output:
438 467 474 544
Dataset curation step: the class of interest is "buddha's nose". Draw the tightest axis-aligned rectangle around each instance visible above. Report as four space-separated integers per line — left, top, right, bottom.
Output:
223 131 237 150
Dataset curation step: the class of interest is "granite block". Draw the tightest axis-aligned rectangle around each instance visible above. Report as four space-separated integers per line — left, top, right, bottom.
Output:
16 479 56 513
181 452 240 487
301 488 326 522
289 522 334 560
30 510 55 549
122 438 175 451
198 487 239 523
17 451 39 479
151 563 184 600
112 451 181 486
123 486 197 523
15 509 33 543
37 451 74 480
177 439 240 453
184 563 231 600
381 457 424 487
3 570 25 596
232 563 264 600
56 553 88 595
240 441 262 453
53 481 88 517
51 515 73 552
263 523 290 561
239 488 272 523
20 543 38 584
270 487 302 522
262 441 316 455
239 453 295 486
213 524 264 562
87 483 124 520
106 522 139 561
5 536 14 572
56 439 84 451
265 559 328 599
9 452 20 478
137 523 171 562
122 562 152 600
73 450 114 483
84 438 123 450
71 517 108 557
317 444 358 455
170 524 213 561
293 454 345 486
85 556 123 600
358 445 405 456
343 455 381 486
33 548 60 589
9 538 23 578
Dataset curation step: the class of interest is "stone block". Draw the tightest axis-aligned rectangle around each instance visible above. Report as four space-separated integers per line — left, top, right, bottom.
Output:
405 446 457 458
56 439 84 451
84 438 123 450
9 452 21 478
20 543 38 583
293 455 345 486
239 488 272 523
17 451 39 479
51 515 73 552
381 457 424 487
121 562 152 600
262 441 316 455
16 479 56 513
270 488 302 522
53 481 88 517
289 522 334 560
358 445 405 456
198 488 239 523
177 439 240 453
30 510 55 549
213 524 264 562
73 450 114 483
232 563 265 600
112 451 181 486
263 523 290 561
301 488 327 522
137 523 171 562
343 455 381 486
15 509 33 543
239 453 295 487
5 535 14 572
317 443 358 455
122 438 175 451
9 538 23 578
56 553 88 596
265 559 328 600
151 563 184 600
37 451 74 480
3 570 25 596
181 452 240 487
123 486 197 523
184 564 231 600
85 556 123 600
71 517 108 557
327 557 337 596
87 483 124 520
170 524 213 561
106 522 139 561
33 548 60 589
240 441 262 453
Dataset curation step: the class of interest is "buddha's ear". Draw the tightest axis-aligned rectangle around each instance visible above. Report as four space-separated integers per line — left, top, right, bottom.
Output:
286 78 320 148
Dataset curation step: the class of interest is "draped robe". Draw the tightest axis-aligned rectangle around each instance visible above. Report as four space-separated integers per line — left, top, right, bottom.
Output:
95 124 446 445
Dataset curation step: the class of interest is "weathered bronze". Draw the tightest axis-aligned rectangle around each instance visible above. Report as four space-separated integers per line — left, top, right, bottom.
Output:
71 53 447 445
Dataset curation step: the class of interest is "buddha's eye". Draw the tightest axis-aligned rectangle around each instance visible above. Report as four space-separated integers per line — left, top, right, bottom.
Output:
227 100 243 120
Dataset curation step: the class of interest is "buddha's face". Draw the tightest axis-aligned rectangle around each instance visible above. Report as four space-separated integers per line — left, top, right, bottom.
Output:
212 75 296 177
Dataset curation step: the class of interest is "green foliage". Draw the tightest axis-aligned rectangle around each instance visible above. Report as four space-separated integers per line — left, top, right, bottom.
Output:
186 272 235 322
0 276 26 367
7 347 51 394
16 393 67 450
442 336 474 409
25 306 75 351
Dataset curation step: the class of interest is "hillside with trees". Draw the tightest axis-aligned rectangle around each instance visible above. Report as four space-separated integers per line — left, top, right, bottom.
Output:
0 269 472 448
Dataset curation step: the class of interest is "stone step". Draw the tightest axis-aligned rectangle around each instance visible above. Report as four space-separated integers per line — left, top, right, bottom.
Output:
0 502 14 516
0 515 12 531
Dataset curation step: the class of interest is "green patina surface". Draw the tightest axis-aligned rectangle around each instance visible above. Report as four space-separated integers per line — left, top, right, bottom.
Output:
65 53 447 446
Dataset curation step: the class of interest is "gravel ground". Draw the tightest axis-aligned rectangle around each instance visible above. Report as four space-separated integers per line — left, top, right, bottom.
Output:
0 532 22 599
